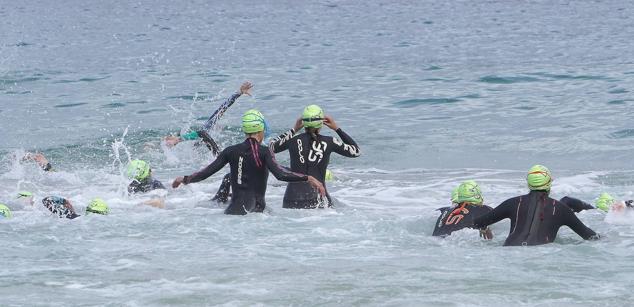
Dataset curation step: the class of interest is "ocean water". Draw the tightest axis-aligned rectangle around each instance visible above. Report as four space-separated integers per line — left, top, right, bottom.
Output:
1 0 634 306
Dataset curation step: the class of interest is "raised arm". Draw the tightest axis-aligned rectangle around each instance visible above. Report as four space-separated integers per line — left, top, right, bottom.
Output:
269 118 302 153
324 116 360 158
202 81 253 131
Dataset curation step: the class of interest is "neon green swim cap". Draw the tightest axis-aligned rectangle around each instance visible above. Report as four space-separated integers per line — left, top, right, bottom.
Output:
86 198 109 215
17 191 33 198
595 192 615 212
527 165 552 191
0 204 12 218
325 169 334 181
127 160 150 181
302 105 324 129
242 109 265 133
456 180 483 205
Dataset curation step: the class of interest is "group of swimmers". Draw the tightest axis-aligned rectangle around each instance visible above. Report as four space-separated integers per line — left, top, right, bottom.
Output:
432 165 633 245
2 81 629 247
1 81 361 218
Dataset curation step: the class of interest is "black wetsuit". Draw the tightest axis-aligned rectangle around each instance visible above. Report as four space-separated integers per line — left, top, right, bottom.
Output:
473 191 599 246
183 138 309 215
432 204 493 237
42 196 80 219
559 196 595 213
128 178 165 194
269 128 360 209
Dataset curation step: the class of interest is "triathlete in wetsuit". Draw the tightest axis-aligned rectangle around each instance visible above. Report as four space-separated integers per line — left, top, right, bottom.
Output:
433 181 493 239
164 81 254 155
269 105 360 209
127 160 165 194
595 192 634 213
172 109 325 215
472 165 599 246
42 196 80 219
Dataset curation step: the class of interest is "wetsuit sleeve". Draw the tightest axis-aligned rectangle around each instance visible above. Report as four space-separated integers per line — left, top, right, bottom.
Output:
195 130 221 155
202 92 241 131
183 149 230 184
331 128 361 157
152 179 166 190
560 196 595 213
269 128 295 153
473 199 513 228
562 208 599 240
263 149 308 182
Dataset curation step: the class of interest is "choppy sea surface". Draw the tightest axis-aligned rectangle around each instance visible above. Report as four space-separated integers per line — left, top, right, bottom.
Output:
1 0 634 306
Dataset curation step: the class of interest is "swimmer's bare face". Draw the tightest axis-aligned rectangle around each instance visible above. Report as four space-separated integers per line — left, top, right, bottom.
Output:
163 136 182 148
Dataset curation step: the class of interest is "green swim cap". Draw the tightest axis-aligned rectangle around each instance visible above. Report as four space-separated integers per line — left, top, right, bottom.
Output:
17 191 33 198
325 169 334 181
127 160 150 181
595 192 615 212
86 198 109 215
181 130 199 141
302 105 324 129
242 109 266 133
450 186 459 204
0 204 12 218
456 180 483 205
527 165 552 191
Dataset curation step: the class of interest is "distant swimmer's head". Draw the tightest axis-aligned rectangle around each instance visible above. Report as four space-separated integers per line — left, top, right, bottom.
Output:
42 196 79 219
127 160 151 181
325 169 334 182
595 192 615 212
456 180 483 205
0 203 12 219
17 191 35 206
86 198 109 215
242 109 268 140
527 165 552 191
302 105 325 129
450 186 459 204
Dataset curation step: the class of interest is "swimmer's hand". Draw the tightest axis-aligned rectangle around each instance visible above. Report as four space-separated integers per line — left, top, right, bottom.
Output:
239 81 253 96
323 115 339 130
307 176 326 197
480 227 493 240
172 176 185 188
293 117 304 132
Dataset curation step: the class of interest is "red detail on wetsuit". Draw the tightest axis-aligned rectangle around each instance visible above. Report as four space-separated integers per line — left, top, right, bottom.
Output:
445 203 469 225
248 138 263 168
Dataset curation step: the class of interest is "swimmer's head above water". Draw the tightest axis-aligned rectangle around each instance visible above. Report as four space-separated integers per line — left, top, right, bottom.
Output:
0 203 12 218
527 164 552 192
127 160 151 181
455 180 484 205
86 198 109 215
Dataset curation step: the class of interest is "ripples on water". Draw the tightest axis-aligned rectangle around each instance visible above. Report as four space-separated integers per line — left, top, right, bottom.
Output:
2 0 634 305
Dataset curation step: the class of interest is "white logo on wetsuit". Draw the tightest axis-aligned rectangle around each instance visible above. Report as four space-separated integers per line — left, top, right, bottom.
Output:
308 141 328 164
297 139 305 164
333 137 360 157
237 156 244 184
